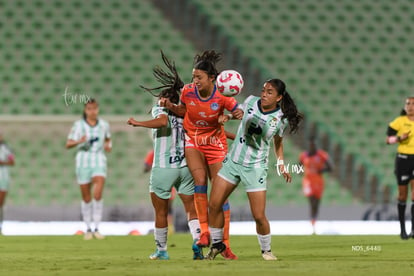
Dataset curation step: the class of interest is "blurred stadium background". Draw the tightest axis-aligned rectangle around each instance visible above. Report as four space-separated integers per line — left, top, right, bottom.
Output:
1 0 412 225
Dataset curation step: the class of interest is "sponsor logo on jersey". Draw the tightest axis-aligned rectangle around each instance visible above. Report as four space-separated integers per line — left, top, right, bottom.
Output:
195 120 209 127
210 102 219 111
189 101 196 106
169 155 185 164
248 123 263 135
198 112 207 118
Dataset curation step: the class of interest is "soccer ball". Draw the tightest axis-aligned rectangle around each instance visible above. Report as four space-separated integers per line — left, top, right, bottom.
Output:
216 70 244 97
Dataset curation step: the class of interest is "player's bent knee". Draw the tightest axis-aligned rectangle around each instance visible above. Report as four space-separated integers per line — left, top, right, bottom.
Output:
208 201 222 214
253 214 267 225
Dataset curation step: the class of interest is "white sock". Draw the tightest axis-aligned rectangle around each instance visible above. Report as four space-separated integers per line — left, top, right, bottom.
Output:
81 201 92 230
0 206 3 229
92 199 103 231
155 227 168 251
188 219 201 240
209 227 223 244
257 233 271 252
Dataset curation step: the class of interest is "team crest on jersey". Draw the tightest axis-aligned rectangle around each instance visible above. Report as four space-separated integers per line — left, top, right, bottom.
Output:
210 102 219 111
269 117 278 127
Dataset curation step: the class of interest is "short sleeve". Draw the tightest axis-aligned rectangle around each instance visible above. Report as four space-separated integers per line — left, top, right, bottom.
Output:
389 117 402 132
277 119 288 137
238 95 254 110
152 105 168 119
319 150 329 162
180 86 189 105
224 96 238 112
67 121 81 141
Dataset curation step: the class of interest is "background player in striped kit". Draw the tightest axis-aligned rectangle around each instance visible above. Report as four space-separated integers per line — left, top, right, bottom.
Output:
386 96 414 239
206 79 302 260
159 50 242 260
66 99 112 240
0 133 15 234
128 51 202 260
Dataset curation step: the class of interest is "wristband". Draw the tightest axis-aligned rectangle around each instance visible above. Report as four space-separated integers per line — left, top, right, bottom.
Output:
227 114 233 119
388 136 398 143
277 160 284 165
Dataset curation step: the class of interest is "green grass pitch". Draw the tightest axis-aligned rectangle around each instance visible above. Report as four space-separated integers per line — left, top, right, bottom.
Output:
0 234 413 275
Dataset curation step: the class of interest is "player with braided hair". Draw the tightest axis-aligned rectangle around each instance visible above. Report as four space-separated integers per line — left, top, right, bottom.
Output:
128 51 202 260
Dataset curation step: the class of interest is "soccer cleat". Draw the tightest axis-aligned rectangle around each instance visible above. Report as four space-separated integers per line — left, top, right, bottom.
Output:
205 242 226 260
220 247 238 260
93 230 105 240
192 239 204 260
400 231 410 240
196 231 210 247
84 230 93 241
262 251 277 261
149 249 170 260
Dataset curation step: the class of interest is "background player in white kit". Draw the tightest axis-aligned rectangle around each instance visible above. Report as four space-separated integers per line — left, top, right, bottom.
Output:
128 51 202 260
0 133 15 234
206 79 303 260
66 99 112 240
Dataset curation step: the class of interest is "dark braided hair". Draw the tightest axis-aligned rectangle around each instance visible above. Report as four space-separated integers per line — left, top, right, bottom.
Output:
266 79 303 133
193 50 222 79
140 50 184 104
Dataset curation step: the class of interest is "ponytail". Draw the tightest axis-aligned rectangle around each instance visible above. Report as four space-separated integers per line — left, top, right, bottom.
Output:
266 79 303 133
140 50 184 104
280 91 303 133
193 50 222 79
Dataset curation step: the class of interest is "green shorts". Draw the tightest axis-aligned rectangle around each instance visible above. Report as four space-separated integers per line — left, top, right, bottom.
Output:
150 166 194 199
218 157 268 192
0 179 9 191
76 165 107 185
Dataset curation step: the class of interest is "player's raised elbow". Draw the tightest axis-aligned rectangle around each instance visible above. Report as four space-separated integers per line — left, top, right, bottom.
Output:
65 141 74 149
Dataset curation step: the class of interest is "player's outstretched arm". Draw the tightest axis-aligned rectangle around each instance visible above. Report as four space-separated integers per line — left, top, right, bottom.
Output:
0 155 14 166
66 135 87 149
274 135 292 183
231 109 244 120
225 130 236 140
158 98 186 117
104 138 112 153
127 115 168 129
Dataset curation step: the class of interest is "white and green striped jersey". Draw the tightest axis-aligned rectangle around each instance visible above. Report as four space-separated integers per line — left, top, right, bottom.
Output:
151 105 186 169
67 119 111 168
229 95 287 168
0 143 13 181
